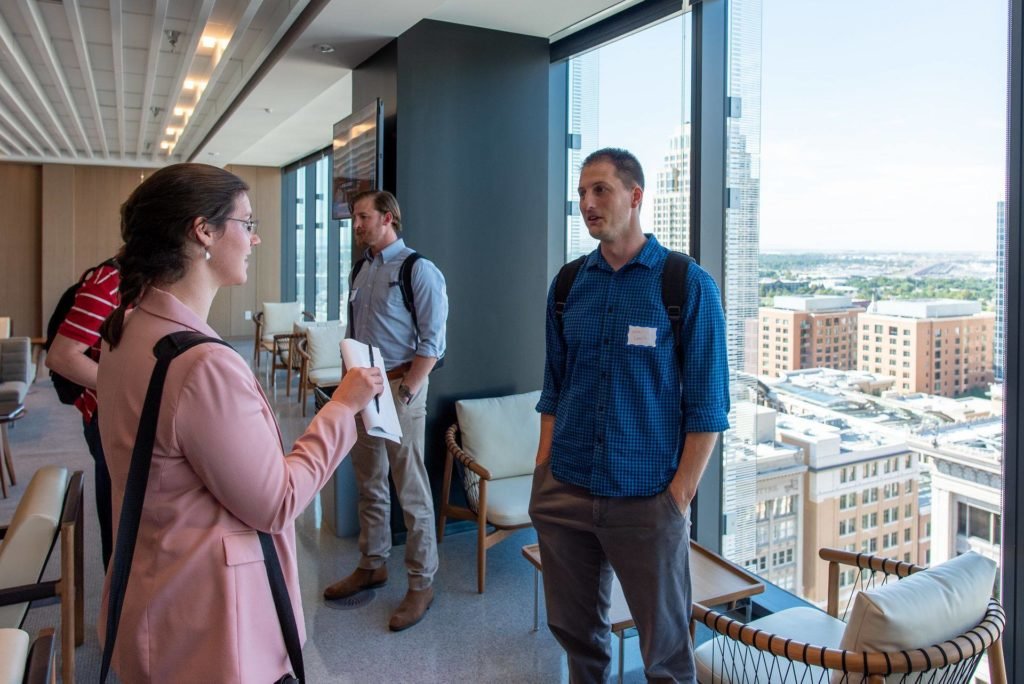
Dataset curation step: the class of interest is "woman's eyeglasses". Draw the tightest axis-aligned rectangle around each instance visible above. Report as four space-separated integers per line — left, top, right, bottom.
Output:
225 217 258 233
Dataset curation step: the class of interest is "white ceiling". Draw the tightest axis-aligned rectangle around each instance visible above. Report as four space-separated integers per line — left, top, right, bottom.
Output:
0 0 634 169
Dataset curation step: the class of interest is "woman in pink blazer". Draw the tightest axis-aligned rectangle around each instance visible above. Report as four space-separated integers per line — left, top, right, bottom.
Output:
96 163 382 682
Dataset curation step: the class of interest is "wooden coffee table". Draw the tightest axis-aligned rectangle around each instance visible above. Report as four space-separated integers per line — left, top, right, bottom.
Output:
522 540 763 681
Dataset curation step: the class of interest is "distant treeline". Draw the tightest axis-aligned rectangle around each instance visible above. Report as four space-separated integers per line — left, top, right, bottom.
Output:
760 276 996 308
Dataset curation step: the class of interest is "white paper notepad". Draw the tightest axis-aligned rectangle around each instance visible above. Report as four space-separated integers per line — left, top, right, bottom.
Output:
339 339 403 444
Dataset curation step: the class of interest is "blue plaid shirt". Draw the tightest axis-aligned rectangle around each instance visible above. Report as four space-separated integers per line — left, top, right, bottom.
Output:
537 235 730 497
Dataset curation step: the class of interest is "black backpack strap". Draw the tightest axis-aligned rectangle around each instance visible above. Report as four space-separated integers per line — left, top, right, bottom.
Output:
346 257 368 339
661 251 693 366
100 332 305 683
398 252 424 334
554 255 587 334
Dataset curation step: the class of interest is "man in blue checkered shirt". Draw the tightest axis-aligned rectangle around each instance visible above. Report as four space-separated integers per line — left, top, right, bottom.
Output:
529 148 730 683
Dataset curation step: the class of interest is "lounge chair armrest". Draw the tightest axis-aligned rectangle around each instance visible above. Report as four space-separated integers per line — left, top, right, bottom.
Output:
445 424 492 480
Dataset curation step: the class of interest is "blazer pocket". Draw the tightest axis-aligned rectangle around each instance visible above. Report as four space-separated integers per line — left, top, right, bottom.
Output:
222 530 265 566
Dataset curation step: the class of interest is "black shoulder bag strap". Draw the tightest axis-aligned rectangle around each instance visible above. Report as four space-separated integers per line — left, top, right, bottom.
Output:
553 255 587 334
100 331 305 684
398 251 424 334
660 251 693 366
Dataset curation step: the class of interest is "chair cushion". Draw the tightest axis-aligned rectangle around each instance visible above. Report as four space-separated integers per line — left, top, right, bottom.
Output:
306 323 344 372
455 391 541 481
695 606 844 684
0 338 31 386
839 551 996 655
0 466 69 628
261 302 303 336
0 382 26 415
308 367 343 387
485 475 534 527
0 628 28 684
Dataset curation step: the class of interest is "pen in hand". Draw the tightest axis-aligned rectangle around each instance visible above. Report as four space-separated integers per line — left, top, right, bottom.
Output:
368 343 381 413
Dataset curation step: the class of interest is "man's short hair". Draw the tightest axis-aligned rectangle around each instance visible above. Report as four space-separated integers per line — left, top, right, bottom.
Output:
349 190 402 233
582 147 645 191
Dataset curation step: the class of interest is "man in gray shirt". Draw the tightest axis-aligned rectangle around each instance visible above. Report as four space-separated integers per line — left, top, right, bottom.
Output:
323 190 448 632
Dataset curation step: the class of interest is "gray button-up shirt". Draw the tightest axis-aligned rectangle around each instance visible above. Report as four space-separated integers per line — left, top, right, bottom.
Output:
348 238 448 369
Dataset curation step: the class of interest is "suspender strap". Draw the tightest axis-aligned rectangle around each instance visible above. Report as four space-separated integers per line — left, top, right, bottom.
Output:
100 331 305 683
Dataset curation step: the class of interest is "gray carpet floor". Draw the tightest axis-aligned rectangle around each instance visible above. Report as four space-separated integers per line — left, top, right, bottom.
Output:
6 342 654 682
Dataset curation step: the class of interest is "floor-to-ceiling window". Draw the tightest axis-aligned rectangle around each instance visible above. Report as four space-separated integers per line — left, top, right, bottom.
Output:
565 13 692 261
282 149 350 323
563 1 1011 669
719 0 1008 625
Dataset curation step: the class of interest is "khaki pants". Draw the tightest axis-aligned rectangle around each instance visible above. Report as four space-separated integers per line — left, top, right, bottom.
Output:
529 460 694 684
351 377 438 590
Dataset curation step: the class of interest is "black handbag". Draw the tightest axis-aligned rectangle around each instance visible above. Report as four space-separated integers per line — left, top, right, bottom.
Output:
100 331 305 683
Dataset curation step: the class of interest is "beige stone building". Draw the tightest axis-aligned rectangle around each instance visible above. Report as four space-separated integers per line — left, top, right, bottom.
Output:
857 300 994 398
758 296 863 378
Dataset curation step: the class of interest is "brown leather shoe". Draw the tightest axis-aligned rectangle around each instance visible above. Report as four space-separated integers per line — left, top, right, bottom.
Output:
323 566 388 600
388 586 434 632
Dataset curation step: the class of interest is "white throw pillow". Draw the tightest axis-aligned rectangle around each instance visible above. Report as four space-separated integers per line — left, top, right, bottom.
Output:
305 323 344 372
839 551 996 655
261 302 303 335
455 391 541 481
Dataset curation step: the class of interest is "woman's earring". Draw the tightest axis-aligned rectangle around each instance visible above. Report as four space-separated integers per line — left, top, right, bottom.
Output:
204 248 212 261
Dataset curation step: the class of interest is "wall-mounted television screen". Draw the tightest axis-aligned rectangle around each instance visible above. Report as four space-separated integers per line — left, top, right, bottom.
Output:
331 98 383 220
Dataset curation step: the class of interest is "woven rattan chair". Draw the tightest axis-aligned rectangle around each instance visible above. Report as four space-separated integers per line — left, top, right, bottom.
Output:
692 548 1006 684
438 392 540 593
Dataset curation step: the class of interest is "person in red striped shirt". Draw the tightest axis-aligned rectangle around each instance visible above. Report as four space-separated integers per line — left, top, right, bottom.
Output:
46 259 120 569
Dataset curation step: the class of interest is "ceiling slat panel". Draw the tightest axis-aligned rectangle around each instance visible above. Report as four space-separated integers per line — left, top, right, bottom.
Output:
0 96 45 156
110 0 126 156
0 10 75 157
176 0 264 157
63 0 109 157
16 0 94 157
0 121 27 155
0 70 60 157
135 0 168 160
150 0 217 160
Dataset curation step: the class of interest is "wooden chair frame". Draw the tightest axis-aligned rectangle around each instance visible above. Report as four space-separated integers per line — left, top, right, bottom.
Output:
294 338 315 417
0 471 84 684
252 309 313 371
437 424 532 593
692 547 1007 684
24 627 57 684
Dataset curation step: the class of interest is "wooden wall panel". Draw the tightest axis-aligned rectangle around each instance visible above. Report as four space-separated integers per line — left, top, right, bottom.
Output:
41 165 76 328
0 164 41 337
3 161 282 341
216 164 282 338
72 167 149 273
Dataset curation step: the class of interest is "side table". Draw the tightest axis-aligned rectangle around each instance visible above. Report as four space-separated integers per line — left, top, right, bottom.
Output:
522 540 764 682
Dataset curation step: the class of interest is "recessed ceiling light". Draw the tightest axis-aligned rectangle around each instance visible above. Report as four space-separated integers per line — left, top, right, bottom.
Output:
316 44 335 54
264 107 273 114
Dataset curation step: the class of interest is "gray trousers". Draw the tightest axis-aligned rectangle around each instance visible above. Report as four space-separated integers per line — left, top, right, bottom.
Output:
529 461 694 684
351 377 438 590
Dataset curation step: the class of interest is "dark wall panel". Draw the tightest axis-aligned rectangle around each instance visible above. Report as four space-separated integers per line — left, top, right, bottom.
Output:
351 20 560 539
395 20 553 452
353 39 398 194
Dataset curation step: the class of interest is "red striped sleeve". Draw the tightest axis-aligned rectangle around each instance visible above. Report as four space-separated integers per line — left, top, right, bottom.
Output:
57 265 120 348
58 264 119 424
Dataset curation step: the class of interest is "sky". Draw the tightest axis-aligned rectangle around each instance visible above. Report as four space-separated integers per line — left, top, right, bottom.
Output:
585 1 1008 253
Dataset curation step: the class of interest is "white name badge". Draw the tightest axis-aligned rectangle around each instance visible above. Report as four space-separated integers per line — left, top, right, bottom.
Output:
627 325 657 347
